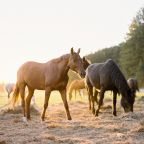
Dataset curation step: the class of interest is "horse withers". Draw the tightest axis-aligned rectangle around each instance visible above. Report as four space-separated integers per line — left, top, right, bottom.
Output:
85 59 135 116
11 48 85 121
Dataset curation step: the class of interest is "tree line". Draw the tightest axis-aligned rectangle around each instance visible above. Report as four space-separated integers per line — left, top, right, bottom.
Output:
86 7 144 87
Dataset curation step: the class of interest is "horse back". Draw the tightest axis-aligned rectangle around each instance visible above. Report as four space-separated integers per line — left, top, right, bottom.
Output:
17 60 69 90
17 61 46 89
86 63 103 88
86 60 117 90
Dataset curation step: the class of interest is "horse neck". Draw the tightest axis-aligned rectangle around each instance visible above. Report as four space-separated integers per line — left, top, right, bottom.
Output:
109 62 129 97
118 81 130 99
58 54 70 76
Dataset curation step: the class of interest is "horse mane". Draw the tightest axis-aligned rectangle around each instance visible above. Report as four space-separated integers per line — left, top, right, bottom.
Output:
105 59 130 95
51 54 70 63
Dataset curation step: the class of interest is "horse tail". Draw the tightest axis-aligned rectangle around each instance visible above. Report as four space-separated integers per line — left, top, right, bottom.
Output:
11 84 20 107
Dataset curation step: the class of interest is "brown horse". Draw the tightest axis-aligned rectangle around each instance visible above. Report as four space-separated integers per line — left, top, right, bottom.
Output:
68 79 86 100
11 48 86 121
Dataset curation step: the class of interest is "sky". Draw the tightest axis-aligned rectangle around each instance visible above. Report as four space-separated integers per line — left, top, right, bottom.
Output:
0 0 144 82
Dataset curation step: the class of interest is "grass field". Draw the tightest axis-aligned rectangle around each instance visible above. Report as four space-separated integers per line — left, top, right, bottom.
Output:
0 89 144 109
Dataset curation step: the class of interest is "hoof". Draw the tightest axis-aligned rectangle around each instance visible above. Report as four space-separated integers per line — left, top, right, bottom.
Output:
113 112 117 116
95 110 99 117
41 117 45 121
68 117 72 120
27 116 31 120
92 109 95 115
22 117 28 123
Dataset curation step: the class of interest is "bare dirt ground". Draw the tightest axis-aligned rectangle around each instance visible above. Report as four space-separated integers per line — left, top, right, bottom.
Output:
0 97 144 144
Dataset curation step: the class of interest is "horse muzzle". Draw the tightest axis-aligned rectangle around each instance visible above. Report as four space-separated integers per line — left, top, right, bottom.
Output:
124 106 133 113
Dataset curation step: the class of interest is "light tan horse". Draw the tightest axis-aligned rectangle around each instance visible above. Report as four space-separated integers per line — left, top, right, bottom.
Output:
11 48 85 121
5 83 15 99
68 79 86 100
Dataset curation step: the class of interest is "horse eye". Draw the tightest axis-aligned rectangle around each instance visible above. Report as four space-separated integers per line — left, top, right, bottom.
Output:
73 59 77 63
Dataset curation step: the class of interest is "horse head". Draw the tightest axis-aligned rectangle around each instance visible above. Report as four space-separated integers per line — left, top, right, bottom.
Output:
68 48 86 78
82 57 91 70
121 88 134 112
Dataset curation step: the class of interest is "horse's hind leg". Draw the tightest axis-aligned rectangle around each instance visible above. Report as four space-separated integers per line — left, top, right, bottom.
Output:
8 92 10 99
94 89 98 104
68 90 73 101
79 89 83 100
41 87 51 121
113 91 117 116
86 85 92 110
75 89 76 99
95 87 105 116
19 84 26 118
60 89 72 120
26 87 34 120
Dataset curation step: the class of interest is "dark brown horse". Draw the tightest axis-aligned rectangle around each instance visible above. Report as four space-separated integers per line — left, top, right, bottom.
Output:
11 48 85 121
82 57 91 70
92 78 139 109
86 59 134 116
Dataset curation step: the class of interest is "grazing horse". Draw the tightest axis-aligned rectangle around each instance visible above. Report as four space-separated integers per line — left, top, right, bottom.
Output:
5 83 15 99
11 48 85 121
86 59 134 116
92 78 139 109
68 57 91 100
127 78 139 99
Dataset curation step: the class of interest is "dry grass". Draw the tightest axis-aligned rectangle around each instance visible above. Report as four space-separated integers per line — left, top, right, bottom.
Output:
0 90 144 144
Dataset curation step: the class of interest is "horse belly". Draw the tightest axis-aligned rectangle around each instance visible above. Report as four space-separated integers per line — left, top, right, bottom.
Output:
51 80 68 90
25 75 45 90
100 75 114 90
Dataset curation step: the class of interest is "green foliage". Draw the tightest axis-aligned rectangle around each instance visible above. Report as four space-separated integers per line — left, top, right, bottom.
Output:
120 8 144 85
84 7 144 86
86 45 121 64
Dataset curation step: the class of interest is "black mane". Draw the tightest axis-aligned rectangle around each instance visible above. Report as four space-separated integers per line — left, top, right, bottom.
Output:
105 59 130 95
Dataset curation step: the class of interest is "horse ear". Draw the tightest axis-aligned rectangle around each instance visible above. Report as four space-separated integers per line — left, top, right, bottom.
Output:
71 47 74 54
83 57 86 61
77 48 80 54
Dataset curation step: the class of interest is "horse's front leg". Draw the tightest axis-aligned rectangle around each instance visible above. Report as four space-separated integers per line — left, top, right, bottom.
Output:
89 87 95 115
113 91 117 116
60 89 72 120
95 87 105 116
41 88 51 121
